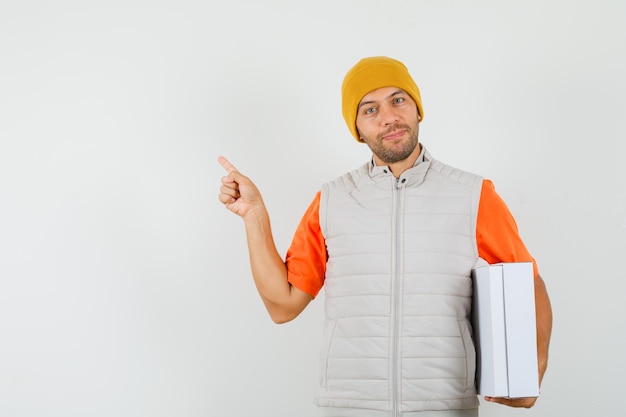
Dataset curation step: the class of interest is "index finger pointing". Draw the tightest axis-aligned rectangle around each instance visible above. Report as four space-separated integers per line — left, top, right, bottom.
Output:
218 156 238 174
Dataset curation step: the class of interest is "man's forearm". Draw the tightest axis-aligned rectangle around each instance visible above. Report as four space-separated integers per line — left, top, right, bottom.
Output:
534 274 553 384
244 207 289 300
243 207 310 323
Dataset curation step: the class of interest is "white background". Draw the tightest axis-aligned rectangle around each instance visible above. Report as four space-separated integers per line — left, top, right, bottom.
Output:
1 1 625 416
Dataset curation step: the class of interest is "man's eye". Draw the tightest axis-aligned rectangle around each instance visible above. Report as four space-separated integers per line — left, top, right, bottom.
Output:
365 107 376 114
393 97 405 104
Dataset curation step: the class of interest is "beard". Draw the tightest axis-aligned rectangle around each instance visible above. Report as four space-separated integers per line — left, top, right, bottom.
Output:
361 123 419 164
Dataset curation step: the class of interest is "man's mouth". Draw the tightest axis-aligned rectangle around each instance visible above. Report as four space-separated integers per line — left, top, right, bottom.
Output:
382 129 406 141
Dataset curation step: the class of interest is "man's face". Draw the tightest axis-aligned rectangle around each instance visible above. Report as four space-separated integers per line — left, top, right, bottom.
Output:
355 87 420 165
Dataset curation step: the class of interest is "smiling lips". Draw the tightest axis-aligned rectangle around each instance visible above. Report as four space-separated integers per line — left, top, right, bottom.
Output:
381 128 407 141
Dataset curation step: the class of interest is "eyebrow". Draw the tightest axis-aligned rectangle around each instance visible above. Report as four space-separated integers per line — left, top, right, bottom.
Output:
358 89 406 110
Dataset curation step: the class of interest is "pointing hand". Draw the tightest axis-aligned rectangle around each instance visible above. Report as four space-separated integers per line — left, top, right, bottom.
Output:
218 156 264 218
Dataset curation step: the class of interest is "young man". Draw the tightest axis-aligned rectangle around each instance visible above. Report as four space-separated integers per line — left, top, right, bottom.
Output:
218 56 552 416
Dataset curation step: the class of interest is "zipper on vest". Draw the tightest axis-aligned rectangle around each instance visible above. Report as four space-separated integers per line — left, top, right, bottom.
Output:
392 177 407 417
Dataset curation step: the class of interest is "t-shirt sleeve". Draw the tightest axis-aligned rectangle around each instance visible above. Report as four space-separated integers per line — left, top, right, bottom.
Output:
476 180 539 277
286 191 327 298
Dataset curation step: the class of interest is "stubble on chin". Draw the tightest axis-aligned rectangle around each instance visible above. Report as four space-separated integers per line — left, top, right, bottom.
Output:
369 125 418 164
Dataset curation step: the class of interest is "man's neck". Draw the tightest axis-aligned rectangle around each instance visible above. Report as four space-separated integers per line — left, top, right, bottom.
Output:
374 143 422 178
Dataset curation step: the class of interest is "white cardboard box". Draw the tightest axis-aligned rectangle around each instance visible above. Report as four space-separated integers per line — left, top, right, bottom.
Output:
471 262 539 398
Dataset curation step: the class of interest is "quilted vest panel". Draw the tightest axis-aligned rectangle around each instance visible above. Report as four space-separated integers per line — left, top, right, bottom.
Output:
315 152 483 414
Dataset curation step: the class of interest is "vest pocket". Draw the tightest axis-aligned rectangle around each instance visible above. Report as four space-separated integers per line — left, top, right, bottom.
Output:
319 319 337 388
458 319 477 389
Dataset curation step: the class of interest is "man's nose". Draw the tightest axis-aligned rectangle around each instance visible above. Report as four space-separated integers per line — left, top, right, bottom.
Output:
379 105 399 125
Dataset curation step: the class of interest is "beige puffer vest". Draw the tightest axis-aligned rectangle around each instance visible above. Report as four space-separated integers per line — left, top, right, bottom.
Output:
315 150 483 417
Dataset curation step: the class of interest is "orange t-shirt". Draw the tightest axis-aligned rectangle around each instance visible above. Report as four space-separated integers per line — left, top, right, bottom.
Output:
286 179 537 298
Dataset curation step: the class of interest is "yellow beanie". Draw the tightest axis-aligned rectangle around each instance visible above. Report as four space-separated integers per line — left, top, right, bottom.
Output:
341 56 424 142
